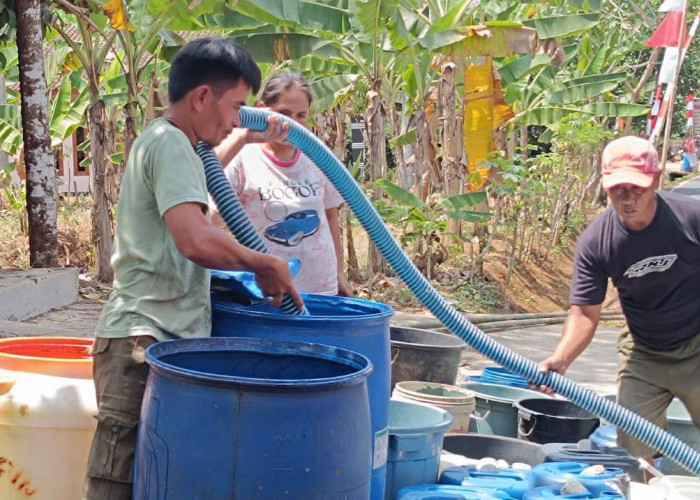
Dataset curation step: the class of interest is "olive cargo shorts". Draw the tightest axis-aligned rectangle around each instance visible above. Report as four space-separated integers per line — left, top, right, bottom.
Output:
84 335 157 500
617 329 700 458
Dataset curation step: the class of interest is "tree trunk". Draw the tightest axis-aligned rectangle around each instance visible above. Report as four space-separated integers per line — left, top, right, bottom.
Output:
16 0 58 268
440 62 463 239
123 93 138 175
364 82 386 275
413 107 427 198
88 93 114 282
390 100 409 189
519 125 529 155
423 99 440 198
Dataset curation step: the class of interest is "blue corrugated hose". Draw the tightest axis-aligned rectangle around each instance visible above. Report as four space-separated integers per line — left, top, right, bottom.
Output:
197 141 308 316
238 106 700 476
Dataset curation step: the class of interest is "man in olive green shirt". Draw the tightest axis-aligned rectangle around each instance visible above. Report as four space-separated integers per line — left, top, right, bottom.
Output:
84 38 302 499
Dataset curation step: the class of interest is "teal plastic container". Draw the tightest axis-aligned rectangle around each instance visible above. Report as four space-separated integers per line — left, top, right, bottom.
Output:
386 400 453 500
524 485 623 499
531 462 624 495
440 466 533 499
661 398 700 475
398 485 516 499
463 382 549 438
600 395 700 476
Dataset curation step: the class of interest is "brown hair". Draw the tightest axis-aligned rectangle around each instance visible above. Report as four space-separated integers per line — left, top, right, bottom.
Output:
259 72 313 106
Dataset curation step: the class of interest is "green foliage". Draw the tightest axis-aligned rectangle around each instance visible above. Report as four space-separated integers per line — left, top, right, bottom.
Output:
0 165 27 233
452 281 504 314
373 178 490 275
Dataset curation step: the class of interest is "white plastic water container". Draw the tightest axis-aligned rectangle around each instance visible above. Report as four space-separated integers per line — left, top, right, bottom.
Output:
629 481 667 499
650 475 700 500
0 337 97 499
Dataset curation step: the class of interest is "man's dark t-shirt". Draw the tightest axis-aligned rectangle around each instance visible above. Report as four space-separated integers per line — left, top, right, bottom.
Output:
570 191 700 350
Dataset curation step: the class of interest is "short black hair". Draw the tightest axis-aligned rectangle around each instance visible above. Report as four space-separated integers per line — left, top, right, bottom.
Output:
168 37 261 103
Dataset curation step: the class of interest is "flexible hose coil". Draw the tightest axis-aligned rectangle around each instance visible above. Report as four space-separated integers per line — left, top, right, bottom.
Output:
197 141 308 316
238 106 700 475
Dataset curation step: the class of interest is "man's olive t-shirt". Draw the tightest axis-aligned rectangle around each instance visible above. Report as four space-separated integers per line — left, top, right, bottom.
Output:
570 191 700 350
97 119 211 341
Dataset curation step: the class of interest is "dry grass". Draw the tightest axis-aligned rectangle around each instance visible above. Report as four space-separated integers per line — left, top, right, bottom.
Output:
0 193 95 272
0 193 582 314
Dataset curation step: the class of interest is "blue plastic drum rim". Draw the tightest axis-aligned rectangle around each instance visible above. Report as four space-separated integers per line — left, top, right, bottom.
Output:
145 337 373 388
212 292 394 323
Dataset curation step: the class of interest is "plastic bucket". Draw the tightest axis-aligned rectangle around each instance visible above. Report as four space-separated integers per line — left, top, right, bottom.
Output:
390 326 465 388
0 337 96 500
392 381 475 433
649 476 700 500
133 337 373 499
211 292 392 498
629 481 667 500
463 382 550 438
442 433 546 466
386 399 453 500
516 398 600 444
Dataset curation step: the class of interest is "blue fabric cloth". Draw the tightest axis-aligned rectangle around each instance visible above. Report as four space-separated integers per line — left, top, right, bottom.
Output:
211 259 301 302
683 153 693 172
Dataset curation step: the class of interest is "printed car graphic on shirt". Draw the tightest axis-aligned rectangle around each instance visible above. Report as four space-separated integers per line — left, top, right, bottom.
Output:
264 209 320 247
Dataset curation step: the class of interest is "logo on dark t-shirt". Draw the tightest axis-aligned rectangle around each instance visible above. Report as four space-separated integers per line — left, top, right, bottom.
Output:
623 254 678 278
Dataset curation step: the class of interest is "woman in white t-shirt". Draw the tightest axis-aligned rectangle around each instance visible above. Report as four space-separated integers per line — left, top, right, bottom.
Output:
213 72 352 296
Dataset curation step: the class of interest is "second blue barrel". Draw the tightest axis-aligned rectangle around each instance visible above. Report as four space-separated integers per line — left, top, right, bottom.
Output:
211 293 393 499
133 337 373 499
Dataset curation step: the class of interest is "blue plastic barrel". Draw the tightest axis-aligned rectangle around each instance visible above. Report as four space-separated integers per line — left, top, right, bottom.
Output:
440 466 533 499
531 462 625 495
386 399 453 499
524 485 624 499
397 484 516 499
133 337 373 499
211 292 393 499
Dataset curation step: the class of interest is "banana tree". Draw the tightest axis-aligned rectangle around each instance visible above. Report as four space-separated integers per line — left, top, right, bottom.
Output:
374 178 489 278
496 2 650 143
0 76 90 155
50 5 119 282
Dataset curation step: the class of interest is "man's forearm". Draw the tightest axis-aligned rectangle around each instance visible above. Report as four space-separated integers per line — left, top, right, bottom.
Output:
551 305 601 369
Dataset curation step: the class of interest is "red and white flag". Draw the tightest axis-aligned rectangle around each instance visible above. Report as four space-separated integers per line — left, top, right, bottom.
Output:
646 10 688 47
659 0 685 12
